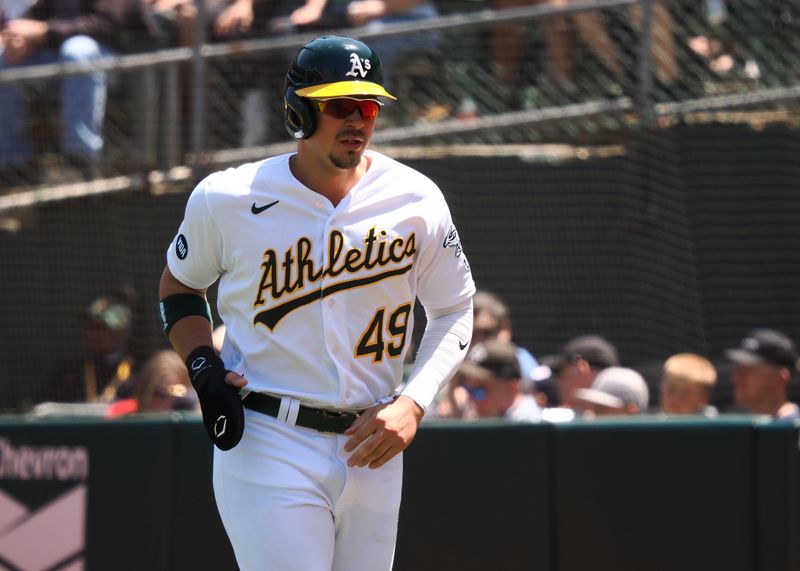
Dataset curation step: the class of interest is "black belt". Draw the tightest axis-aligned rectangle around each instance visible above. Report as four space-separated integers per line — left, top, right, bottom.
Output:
243 392 363 434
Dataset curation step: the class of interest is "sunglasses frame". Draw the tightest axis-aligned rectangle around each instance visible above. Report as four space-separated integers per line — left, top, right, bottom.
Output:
313 97 383 120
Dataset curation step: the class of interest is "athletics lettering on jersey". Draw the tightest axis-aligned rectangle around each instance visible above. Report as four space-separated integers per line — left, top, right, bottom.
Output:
253 227 416 330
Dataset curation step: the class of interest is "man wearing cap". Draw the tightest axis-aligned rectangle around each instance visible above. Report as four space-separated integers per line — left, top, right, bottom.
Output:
573 366 650 416
39 293 136 404
158 36 475 570
435 290 541 420
471 290 540 382
548 334 619 410
726 328 800 420
459 340 542 422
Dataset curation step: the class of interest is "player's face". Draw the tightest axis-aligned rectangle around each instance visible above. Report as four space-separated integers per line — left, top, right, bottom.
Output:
311 97 381 169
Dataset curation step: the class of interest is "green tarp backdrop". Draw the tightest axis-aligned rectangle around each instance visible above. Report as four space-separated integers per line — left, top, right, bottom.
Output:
0 415 798 571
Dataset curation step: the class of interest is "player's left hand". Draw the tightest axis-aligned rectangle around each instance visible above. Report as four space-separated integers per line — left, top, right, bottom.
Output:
343 395 424 469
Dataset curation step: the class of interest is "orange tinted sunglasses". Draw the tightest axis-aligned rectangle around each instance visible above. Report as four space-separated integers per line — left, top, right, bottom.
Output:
314 98 382 120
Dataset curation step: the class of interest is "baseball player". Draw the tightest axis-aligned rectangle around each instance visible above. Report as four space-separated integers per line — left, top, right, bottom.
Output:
158 35 475 570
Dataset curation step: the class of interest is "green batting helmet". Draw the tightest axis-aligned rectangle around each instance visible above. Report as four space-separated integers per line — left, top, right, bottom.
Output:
284 35 396 140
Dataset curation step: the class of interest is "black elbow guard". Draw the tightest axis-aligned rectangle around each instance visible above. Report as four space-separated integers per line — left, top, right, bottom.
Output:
186 346 244 451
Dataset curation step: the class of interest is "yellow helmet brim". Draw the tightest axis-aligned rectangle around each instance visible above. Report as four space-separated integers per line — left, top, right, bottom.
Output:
295 80 397 100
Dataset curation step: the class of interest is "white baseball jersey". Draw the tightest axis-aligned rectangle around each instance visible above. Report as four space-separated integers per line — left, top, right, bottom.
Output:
167 150 475 411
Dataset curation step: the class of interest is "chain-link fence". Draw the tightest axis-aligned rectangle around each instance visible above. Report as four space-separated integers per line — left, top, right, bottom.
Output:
1 0 800 412
0 0 798 193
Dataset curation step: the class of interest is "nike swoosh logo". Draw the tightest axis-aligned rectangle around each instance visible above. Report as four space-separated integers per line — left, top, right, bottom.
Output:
251 200 279 214
458 339 469 350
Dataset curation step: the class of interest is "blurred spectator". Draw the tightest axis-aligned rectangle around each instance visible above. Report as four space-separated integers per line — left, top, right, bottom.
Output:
99 1 184 53
573 366 649 416
489 0 677 106
145 0 198 47
490 0 624 101
528 365 575 422
435 290 539 419
129 1 280 147
195 0 295 146
145 0 270 47
40 287 137 404
285 0 440 84
472 290 539 381
100 1 283 148
110 0 265 51
725 328 800 420
685 0 763 87
458 340 542 422
529 362 558 406
659 352 717 416
628 0 678 86
433 377 475 420
209 0 256 41
106 349 199 417
548 334 619 410
0 0 116 185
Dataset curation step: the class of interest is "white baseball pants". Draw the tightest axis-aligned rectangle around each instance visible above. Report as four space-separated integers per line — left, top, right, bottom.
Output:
213 407 403 571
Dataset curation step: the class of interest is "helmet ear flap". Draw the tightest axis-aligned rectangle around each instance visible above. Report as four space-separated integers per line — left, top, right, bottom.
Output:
284 86 316 140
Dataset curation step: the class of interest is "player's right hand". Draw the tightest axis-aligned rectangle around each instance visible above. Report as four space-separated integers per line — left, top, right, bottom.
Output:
185 346 246 451
343 395 424 469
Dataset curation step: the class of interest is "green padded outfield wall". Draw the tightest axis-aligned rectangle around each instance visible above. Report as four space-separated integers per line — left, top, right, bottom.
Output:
554 418 757 571
395 421 552 571
756 423 800 571
1 416 798 570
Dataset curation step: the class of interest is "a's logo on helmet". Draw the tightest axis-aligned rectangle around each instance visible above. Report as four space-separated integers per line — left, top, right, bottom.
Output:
345 53 371 79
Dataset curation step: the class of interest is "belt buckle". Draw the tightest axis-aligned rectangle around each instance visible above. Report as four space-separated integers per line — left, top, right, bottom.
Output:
320 409 356 419
319 409 359 433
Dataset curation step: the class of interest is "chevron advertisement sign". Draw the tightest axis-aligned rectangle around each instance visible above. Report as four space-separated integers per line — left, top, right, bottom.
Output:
0 437 89 571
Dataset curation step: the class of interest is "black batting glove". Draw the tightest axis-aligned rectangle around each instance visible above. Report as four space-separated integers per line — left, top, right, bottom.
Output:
185 346 244 451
